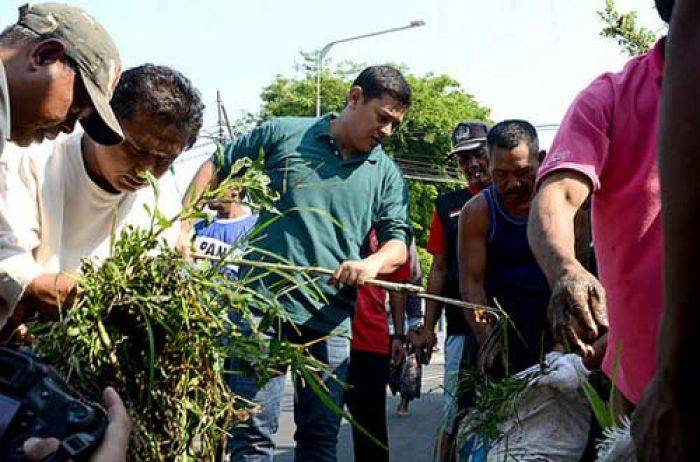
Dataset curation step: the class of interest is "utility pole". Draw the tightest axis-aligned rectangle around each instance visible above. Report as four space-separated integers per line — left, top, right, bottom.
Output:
315 20 425 116
216 90 225 144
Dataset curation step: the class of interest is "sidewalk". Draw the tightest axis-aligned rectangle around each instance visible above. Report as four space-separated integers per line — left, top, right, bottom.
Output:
429 350 445 366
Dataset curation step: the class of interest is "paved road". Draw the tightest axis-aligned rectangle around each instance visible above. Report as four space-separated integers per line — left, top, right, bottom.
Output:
274 359 445 462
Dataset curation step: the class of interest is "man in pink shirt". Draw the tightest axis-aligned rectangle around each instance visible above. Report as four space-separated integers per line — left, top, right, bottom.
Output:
528 0 674 409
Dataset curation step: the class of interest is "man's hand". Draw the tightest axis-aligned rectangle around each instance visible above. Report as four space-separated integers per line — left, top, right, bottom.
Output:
22 273 78 318
23 387 131 462
176 220 194 259
582 333 608 370
548 266 608 363
409 327 436 365
0 302 37 344
329 259 381 287
390 337 406 367
88 388 131 462
632 372 685 461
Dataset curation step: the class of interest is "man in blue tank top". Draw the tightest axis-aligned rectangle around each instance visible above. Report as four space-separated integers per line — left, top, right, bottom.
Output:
410 121 491 462
457 120 552 376
193 188 258 279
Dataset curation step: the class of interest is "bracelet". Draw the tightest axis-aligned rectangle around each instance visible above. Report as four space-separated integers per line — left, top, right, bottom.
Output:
390 334 407 343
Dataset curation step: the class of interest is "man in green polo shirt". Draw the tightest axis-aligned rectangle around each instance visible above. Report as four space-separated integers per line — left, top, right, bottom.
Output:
182 66 412 461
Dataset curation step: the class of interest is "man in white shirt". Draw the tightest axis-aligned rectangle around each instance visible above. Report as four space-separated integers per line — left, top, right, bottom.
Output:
0 3 125 332
0 63 204 334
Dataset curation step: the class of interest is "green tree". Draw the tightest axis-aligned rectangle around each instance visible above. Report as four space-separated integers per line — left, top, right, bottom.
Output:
255 52 491 246
257 51 364 119
597 0 656 56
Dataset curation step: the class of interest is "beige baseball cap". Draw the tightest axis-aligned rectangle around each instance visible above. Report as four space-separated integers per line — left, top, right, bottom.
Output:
17 3 123 145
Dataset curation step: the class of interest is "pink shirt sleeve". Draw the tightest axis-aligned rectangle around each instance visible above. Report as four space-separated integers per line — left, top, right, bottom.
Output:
537 76 614 191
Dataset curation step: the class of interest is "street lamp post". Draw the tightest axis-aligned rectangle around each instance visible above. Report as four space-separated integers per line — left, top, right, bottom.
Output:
315 20 425 117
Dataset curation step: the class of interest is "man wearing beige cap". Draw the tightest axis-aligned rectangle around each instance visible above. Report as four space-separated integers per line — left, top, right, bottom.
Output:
0 2 123 329
0 5 130 461
0 2 123 156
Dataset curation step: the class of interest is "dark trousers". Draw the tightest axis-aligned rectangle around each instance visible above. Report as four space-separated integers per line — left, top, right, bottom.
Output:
227 322 349 462
345 348 391 462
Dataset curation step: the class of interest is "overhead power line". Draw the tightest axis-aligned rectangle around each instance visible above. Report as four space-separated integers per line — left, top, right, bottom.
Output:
403 174 463 184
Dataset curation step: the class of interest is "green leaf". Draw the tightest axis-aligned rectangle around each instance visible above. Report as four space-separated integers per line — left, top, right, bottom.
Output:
154 208 171 231
66 326 81 337
580 375 614 429
142 313 156 407
608 341 623 417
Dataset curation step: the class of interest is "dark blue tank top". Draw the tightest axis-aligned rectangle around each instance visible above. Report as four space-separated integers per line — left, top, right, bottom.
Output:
482 186 552 371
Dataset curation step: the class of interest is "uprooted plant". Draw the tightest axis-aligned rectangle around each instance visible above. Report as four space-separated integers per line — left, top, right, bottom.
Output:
27 151 345 461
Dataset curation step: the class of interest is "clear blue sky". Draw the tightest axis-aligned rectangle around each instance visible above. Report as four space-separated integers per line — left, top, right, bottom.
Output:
1 0 665 188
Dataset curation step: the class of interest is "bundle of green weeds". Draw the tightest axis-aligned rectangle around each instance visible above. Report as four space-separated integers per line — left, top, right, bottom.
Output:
457 367 539 442
28 155 335 460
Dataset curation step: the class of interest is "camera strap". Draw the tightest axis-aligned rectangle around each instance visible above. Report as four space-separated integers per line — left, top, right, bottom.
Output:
40 451 67 462
41 432 99 462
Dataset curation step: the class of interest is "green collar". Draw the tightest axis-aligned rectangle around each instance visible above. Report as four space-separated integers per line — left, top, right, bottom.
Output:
314 112 380 164
313 112 337 138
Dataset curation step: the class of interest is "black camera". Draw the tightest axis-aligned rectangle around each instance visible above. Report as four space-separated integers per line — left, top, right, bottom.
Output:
0 347 106 461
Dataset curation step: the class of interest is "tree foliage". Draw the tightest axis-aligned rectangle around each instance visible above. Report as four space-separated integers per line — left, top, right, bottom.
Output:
597 0 657 56
258 51 362 119
255 52 491 246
